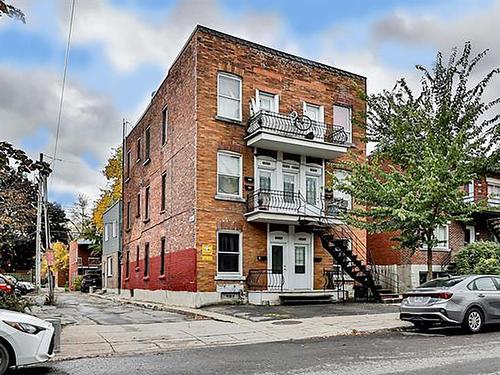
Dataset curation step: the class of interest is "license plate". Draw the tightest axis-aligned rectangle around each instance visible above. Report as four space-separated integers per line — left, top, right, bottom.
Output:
408 296 430 304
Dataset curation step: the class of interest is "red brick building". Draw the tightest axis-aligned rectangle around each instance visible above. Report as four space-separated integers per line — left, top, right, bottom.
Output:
122 26 368 307
368 173 500 290
68 240 101 291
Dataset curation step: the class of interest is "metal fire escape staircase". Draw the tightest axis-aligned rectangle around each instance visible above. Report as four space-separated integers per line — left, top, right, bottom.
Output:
315 224 400 303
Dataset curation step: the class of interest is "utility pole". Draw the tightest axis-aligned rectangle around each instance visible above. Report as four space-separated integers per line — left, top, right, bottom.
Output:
35 153 43 289
43 175 54 303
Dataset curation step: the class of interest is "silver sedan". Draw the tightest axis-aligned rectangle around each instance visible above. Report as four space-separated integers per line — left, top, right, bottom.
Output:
400 275 500 333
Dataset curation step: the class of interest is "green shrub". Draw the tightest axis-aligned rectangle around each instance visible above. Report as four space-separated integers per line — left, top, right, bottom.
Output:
454 241 500 275
0 295 32 313
73 276 83 291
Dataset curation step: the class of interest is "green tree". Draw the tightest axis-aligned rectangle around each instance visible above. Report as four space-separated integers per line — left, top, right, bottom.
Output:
0 0 25 23
455 241 500 275
337 43 500 280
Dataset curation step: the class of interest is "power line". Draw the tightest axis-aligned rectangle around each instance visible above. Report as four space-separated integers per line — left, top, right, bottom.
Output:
51 0 76 176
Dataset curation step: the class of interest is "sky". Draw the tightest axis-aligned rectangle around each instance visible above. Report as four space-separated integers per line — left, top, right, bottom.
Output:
1 0 499 209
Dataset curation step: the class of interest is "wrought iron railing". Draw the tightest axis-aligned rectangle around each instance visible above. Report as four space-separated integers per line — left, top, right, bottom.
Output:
247 110 349 145
246 189 346 218
246 269 284 291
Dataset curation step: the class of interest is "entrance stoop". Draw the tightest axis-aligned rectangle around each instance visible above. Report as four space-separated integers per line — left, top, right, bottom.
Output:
279 292 335 305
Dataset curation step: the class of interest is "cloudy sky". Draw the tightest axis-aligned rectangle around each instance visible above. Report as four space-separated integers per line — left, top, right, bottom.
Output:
1 0 499 209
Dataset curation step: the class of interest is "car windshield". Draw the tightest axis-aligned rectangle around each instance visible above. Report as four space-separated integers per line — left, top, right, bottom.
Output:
418 277 465 288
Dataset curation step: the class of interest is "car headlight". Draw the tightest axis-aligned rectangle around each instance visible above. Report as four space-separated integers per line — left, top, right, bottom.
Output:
4 321 46 335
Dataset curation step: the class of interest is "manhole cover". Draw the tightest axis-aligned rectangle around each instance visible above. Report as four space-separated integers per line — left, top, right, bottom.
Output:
272 320 303 325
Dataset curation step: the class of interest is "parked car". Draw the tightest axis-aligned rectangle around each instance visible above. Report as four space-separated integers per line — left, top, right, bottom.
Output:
17 281 35 294
0 309 55 374
0 275 22 297
400 275 500 333
0 276 14 297
80 270 102 293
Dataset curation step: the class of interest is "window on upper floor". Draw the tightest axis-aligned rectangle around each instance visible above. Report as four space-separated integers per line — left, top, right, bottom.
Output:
464 181 474 202
161 107 168 145
144 127 151 163
465 225 475 245
217 151 242 198
126 201 131 230
333 104 352 143
144 186 150 220
112 220 117 238
136 193 141 218
104 223 109 241
217 73 242 121
161 173 167 212
256 90 279 113
126 150 131 180
136 138 142 162
304 102 324 123
333 169 352 210
488 179 500 206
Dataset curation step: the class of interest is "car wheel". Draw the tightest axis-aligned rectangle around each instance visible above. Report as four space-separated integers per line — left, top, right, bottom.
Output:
413 322 430 332
0 342 11 375
463 307 484 334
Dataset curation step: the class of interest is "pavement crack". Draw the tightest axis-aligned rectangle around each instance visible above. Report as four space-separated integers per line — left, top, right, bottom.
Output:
97 333 117 353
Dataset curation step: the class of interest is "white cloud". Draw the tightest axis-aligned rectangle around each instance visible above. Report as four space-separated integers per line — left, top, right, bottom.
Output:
64 0 289 73
0 66 121 203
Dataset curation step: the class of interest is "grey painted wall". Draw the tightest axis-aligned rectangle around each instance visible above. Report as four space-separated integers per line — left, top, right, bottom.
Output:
102 200 122 256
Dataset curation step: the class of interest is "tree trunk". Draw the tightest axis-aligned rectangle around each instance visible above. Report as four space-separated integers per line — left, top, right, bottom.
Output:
427 244 433 282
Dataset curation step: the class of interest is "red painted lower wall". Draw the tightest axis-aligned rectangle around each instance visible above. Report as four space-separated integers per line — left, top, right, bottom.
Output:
122 247 197 292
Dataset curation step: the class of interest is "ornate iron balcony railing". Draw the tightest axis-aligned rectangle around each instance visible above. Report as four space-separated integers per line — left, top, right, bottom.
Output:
247 110 349 145
246 189 348 218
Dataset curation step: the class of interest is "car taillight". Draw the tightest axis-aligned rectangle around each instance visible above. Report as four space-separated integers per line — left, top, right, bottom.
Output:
432 292 453 300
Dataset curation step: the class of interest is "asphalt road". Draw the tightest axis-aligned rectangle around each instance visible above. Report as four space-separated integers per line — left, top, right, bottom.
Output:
13 326 500 375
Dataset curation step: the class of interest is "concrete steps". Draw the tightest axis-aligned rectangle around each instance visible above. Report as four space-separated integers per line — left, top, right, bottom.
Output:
279 292 334 305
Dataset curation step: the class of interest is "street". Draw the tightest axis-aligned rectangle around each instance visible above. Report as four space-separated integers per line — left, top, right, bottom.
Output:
13 326 500 375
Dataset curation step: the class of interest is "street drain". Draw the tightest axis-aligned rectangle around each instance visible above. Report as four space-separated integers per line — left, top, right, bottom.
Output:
272 320 303 325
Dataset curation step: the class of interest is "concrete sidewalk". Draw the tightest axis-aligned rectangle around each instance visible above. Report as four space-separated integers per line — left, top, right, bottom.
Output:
57 296 411 360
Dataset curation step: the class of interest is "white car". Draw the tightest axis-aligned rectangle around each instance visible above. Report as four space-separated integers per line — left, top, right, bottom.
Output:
0 309 55 374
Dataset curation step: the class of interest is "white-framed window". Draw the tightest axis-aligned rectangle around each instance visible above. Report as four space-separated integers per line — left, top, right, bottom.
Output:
434 225 449 249
487 178 500 206
464 181 474 202
217 73 242 121
112 220 117 238
106 256 113 277
217 151 242 198
303 102 324 123
217 231 242 276
333 169 352 209
334 104 352 143
465 225 475 245
256 90 279 112
104 224 109 241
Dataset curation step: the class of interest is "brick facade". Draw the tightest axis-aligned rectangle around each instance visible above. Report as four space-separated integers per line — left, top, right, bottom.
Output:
122 26 367 302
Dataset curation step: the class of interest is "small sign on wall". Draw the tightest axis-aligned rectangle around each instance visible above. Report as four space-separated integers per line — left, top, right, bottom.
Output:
201 244 214 262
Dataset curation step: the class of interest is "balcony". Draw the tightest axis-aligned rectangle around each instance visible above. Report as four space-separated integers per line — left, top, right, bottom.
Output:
246 110 350 159
245 189 347 224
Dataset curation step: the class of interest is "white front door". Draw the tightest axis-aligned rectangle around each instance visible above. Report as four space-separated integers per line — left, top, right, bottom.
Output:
289 232 313 290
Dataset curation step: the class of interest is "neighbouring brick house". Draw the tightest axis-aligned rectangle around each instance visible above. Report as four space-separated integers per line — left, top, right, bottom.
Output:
122 25 368 307
368 173 500 291
102 200 122 293
68 240 101 291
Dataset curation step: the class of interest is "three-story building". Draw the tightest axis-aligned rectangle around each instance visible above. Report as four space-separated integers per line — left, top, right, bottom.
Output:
122 26 367 307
